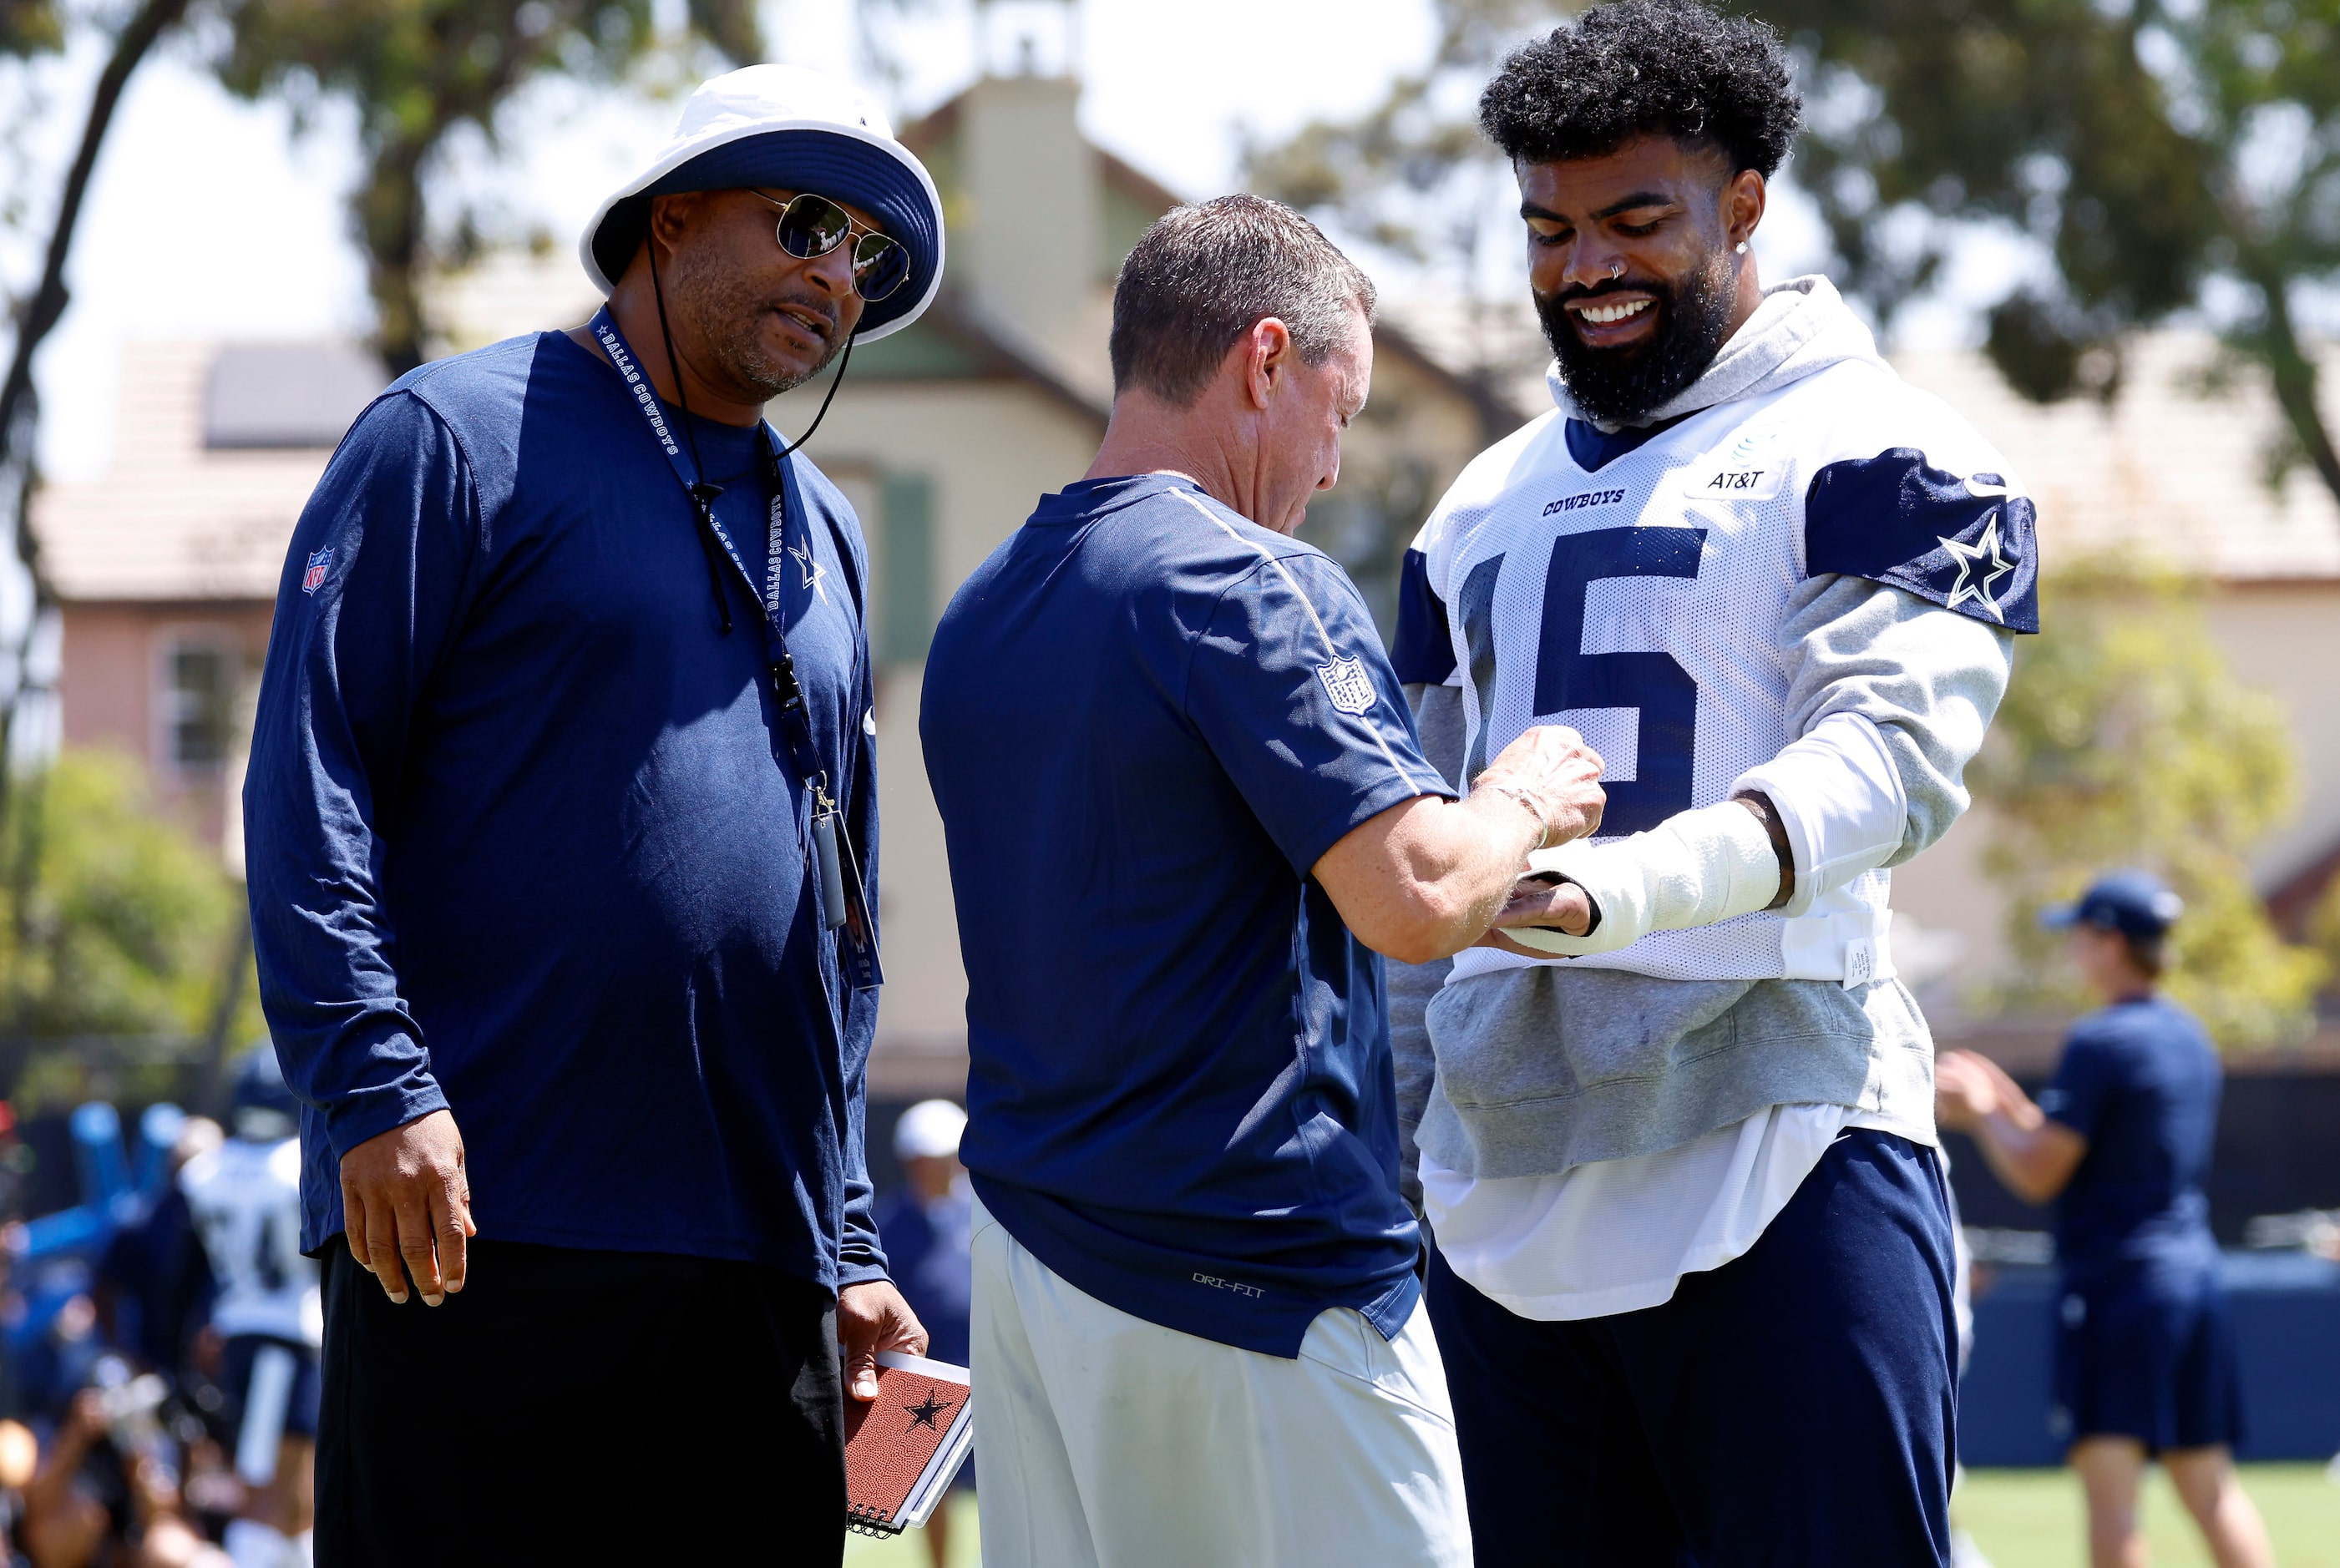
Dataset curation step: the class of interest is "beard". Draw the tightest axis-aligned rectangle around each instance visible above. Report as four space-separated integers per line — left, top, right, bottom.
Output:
1537 251 1736 427
663 241 845 402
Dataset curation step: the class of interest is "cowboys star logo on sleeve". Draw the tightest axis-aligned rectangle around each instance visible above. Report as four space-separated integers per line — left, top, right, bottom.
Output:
1937 510 2016 620
1316 655 1378 716
1804 451 2040 633
301 546 334 595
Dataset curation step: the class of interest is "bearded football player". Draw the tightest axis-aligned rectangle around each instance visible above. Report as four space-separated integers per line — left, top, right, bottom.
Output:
1389 3 2038 1562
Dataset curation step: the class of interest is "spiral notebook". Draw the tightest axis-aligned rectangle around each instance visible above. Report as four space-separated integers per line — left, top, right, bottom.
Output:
843 1351 975 1537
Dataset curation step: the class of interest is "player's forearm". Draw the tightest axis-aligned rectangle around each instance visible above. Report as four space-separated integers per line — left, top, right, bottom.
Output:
1505 798 1787 958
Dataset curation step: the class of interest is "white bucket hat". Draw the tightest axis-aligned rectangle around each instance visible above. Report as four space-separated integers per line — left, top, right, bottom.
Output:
579 63 945 342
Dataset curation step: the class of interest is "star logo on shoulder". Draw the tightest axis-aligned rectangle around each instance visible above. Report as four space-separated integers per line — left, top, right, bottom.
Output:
786 541 828 601
904 1390 953 1433
1939 510 2014 620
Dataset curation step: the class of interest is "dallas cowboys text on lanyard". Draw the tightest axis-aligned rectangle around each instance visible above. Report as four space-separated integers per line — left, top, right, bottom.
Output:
591 306 879 990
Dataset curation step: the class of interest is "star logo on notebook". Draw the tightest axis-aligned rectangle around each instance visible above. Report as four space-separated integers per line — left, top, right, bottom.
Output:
904 1390 954 1432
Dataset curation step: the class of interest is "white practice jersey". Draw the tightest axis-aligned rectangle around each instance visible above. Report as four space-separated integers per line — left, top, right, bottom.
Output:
1395 311 2035 986
180 1136 322 1348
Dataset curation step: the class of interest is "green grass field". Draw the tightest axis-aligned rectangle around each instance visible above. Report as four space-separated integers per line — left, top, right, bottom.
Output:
1957 1464 2340 1568
844 1466 2340 1565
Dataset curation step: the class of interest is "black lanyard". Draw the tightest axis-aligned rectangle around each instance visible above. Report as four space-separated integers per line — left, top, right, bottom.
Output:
590 307 880 989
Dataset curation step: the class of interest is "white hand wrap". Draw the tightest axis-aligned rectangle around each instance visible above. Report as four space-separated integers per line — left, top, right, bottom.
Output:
1504 802 1783 957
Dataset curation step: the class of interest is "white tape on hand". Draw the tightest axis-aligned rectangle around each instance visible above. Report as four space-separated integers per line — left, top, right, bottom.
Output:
1502 802 1783 957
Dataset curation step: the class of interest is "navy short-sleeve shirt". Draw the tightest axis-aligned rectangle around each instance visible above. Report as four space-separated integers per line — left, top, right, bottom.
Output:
2039 995 2222 1282
920 474 1452 1357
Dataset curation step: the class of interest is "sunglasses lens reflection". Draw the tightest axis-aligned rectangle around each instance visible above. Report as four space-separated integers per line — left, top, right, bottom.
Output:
853 235 910 301
776 195 853 260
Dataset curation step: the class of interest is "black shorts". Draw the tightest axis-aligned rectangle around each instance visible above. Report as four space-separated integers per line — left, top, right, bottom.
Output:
317 1238 845 1566
2055 1270 2246 1454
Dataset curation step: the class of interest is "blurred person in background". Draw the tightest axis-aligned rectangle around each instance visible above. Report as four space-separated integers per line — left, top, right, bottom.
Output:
874 1101 971 1372
16 1386 227 1568
874 1100 971 1568
1937 870 2272 1568
94 1117 221 1391
179 1053 316 1568
241 61 943 1564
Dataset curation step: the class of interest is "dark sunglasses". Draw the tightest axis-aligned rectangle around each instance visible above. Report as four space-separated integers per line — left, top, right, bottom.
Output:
750 190 912 303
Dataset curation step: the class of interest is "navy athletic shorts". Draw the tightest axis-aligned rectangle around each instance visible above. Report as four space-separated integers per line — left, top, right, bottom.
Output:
2054 1268 2245 1454
1426 1129 1958 1567
220 1333 322 1445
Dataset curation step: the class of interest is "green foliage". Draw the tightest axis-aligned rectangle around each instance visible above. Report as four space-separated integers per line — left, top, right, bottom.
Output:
209 0 763 372
0 1 63 58
1971 559 2325 1048
1766 0 2340 503
0 751 252 1046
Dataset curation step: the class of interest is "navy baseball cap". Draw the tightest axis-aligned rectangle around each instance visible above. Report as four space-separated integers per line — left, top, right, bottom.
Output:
2039 870 2185 939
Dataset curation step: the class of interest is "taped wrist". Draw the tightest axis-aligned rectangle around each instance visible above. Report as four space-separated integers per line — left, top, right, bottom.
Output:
1730 711 1909 918
1502 802 1782 957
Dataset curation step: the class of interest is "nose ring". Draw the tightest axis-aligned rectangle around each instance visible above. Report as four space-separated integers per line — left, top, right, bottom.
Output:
1609 260 1623 279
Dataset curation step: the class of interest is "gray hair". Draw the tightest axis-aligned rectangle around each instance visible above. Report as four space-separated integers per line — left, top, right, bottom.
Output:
1107 195 1377 407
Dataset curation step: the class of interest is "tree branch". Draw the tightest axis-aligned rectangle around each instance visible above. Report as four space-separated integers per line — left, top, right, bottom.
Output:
0 0 191 809
2239 254 2340 508
0 0 191 481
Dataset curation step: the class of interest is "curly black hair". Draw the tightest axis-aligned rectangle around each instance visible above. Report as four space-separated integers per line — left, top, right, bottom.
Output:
1479 0 1802 178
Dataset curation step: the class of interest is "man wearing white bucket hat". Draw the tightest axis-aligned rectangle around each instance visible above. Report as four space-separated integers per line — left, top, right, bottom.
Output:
244 63 942 1564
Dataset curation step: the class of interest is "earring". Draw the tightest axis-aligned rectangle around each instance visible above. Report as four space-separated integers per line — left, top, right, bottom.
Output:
1735 241 1749 254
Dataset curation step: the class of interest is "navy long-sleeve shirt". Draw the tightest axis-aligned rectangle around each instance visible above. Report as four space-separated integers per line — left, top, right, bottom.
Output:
244 329 886 1292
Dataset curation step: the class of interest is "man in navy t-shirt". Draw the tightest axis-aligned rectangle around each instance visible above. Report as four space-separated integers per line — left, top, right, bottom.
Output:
1937 871 2272 1568
922 196 1606 1567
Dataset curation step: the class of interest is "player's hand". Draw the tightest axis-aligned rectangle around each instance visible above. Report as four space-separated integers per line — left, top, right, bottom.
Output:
1477 725 1605 844
1477 876 1596 956
838 1280 928 1402
1932 1050 2000 1132
340 1109 474 1307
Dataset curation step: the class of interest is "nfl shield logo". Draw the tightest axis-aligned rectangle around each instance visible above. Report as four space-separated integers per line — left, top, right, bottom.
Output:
301 547 332 595
1316 655 1377 716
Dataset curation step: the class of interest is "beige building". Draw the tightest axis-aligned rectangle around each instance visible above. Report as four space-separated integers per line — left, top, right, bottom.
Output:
33 341 388 857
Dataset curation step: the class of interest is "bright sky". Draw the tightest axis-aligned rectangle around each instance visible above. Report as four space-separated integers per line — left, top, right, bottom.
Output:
12 0 1950 483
